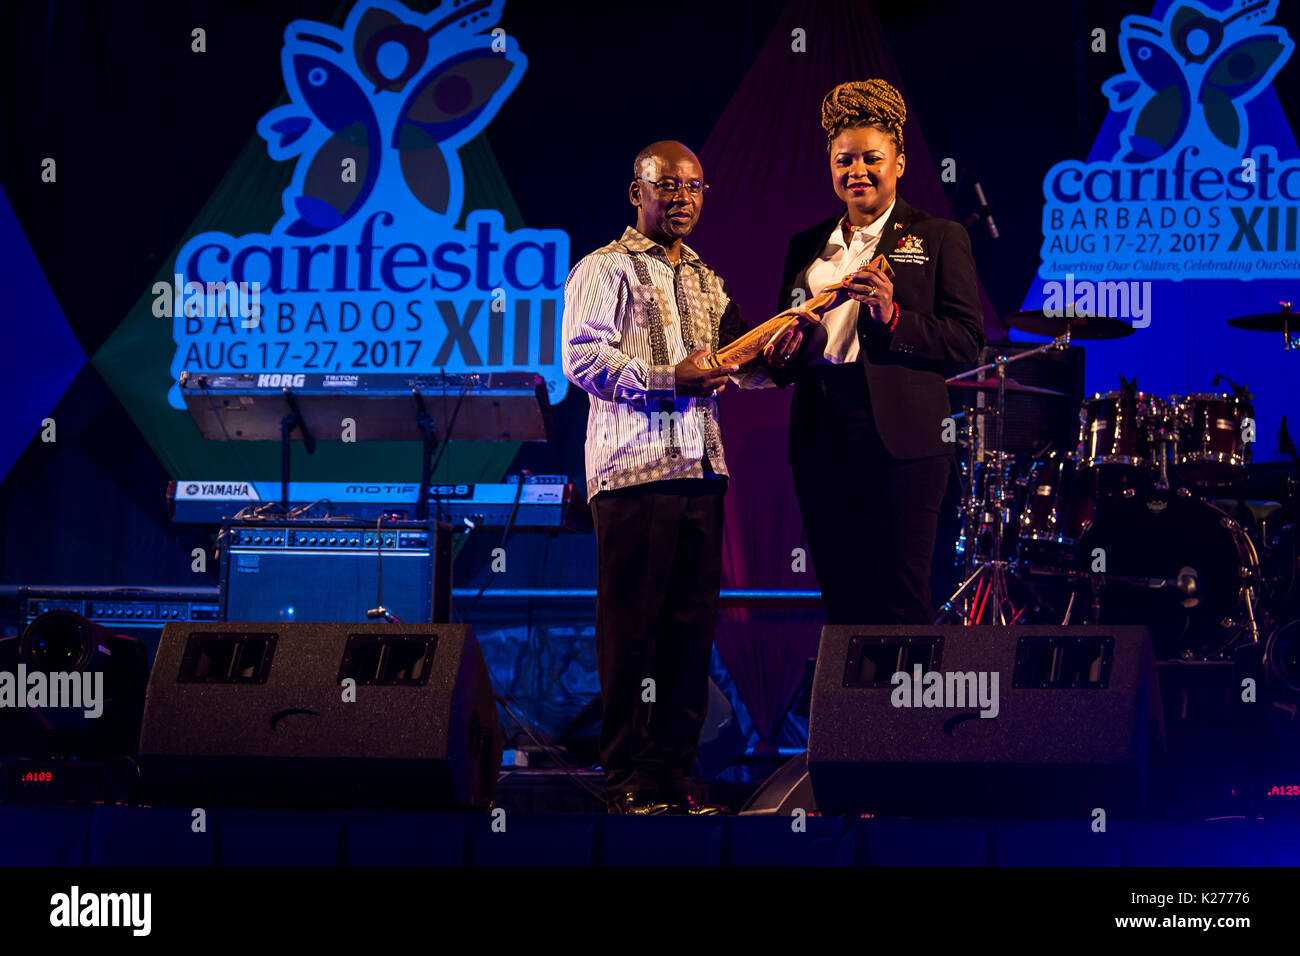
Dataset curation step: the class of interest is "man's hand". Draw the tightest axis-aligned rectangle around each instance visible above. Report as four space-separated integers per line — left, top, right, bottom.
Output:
677 349 737 396
843 260 895 326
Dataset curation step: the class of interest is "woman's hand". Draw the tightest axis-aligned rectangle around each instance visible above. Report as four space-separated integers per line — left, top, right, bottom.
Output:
843 260 894 326
762 324 804 368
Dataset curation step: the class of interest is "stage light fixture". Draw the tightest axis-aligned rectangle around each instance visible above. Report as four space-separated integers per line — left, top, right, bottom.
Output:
0 610 149 803
21 609 104 673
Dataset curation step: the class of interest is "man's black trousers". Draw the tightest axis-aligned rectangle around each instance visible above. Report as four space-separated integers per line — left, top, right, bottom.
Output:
590 477 726 802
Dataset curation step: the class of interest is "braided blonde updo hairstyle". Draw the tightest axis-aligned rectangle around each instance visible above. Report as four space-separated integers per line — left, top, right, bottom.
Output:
821 79 906 155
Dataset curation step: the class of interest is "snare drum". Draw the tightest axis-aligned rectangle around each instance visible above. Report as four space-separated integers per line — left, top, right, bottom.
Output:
1077 391 1171 476
1172 393 1252 486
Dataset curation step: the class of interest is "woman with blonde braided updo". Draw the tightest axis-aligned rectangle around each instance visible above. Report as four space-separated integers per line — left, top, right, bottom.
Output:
764 78 985 625
821 78 906 155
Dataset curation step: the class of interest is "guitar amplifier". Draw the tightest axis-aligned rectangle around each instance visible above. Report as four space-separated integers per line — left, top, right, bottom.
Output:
14 586 221 668
219 519 452 624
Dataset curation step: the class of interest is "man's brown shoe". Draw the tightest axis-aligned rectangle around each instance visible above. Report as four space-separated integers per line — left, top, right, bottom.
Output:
680 795 732 816
608 791 683 815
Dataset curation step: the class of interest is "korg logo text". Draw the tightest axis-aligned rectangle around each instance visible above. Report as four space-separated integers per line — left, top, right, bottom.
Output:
257 373 306 388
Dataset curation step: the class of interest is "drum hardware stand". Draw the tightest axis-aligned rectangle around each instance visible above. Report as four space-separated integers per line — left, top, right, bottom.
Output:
1088 571 1106 624
1227 301 1297 350
1236 543 1265 645
278 388 316 514
937 333 1070 625
1155 436 1172 490
1242 586 1262 644
1205 509 1265 650
1008 563 1087 625
412 389 438 522
1060 587 1077 624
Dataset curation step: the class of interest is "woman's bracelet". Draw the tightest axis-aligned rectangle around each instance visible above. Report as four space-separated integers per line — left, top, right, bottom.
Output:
886 301 900 333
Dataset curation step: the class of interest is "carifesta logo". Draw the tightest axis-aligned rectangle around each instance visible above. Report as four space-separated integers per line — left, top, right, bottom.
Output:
1103 0 1290 163
166 0 570 409
1037 0 1299 284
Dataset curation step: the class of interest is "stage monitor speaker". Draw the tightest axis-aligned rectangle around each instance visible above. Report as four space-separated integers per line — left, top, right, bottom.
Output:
138 622 501 810
740 752 816 816
807 625 1164 817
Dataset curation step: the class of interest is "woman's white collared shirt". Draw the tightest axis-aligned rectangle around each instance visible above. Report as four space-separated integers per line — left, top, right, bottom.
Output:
804 199 895 364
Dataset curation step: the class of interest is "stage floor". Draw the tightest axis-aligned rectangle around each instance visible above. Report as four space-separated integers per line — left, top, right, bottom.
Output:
2 804 1298 866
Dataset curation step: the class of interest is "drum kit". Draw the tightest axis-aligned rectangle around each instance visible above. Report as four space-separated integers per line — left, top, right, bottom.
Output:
937 303 1300 663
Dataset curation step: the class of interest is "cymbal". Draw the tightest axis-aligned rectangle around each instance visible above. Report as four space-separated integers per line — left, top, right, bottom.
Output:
1227 311 1297 332
1003 310 1135 339
946 375 1066 397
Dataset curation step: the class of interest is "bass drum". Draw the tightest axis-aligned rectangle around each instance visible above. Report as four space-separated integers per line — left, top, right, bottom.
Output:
1265 509 1299 624
1075 491 1259 660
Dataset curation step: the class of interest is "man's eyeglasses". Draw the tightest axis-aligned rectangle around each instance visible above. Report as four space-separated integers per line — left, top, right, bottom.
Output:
636 177 710 197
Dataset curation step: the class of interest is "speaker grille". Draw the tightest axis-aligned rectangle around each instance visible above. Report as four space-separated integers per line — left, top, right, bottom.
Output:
338 634 437 685
1013 634 1114 688
178 632 276 683
843 634 943 687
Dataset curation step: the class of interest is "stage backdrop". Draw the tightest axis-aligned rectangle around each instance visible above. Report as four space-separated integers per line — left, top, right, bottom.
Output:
8 0 1296 757
689 0 1001 746
90 0 574 489
1017 0 1300 460
0 188 85 482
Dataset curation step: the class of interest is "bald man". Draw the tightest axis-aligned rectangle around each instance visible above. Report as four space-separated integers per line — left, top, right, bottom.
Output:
563 141 789 815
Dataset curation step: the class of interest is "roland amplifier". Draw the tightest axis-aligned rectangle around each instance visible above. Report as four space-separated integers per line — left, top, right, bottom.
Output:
219 519 452 624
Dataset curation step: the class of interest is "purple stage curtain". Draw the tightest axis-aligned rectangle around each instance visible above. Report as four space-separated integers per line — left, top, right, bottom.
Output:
693 0 999 743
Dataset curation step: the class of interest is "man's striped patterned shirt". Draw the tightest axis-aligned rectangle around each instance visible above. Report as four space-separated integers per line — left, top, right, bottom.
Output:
562 226 769 500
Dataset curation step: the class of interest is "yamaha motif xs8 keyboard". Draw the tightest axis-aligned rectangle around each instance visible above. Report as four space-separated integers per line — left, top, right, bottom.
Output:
169 475 574 528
